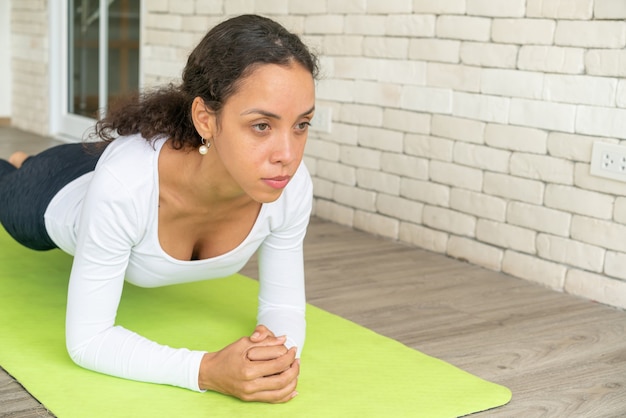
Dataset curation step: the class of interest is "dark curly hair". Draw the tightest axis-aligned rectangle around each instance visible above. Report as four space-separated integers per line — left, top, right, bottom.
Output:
93 14 319 149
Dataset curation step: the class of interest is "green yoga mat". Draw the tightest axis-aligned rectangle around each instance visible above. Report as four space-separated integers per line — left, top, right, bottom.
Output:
0 227 511 417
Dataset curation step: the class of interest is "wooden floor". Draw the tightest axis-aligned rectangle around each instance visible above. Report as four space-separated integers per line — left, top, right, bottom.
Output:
1 126 625 417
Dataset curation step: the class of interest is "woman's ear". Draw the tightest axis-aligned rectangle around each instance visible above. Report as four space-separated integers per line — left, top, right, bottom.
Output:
191 97 216 138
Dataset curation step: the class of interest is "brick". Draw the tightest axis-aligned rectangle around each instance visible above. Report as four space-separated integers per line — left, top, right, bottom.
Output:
383 109 431 134
305 15 344 34
460 42 518 69
477 220 536 253
572 215 626 253
345 15 387 36
315 199 355 226
354 81 403 108
399 223 448 253
289 0 327 13
304 153 317 174
327 0 366 13
467 0 525 17
510 153 574 185
377 194 424 223
481 69 544 100
545 184 613 219
363 37 409 59
413 0 465 14
547 133 597 162
555 21 626 48
483 173 544 204
322 35 362 56
334 57 380 80
224 0 254 14
565 269 626 310
146 0 169 12
381 153 429 180
605 251 626 280
357 126 404 153
430 161 483 191
509 98 576 133
409 39 460 64
312 177 334 199
424 206 477 237
450 189 507 221
405 134 454 161
507 201 571 237
366 0 412 13
401 86 452 114
427 63 481 93
340 145 382 170
306 138 340 161
354 210 400 239
378 60 427 85
537 234 605 272
317 78 356 102
447 236 502 271
333 184 377 211
317 160 356 185
594 0 626 19
436 16 491 42
385 14 436 37
454 143 511 173
576 105 626 140
321 122 359 146
338 104 383 127
485 124 548 154
180 15 216 32
169 0 195 14
255 0 289 14
358 169 401 195
401 178 450 206
502 250 567 289
574 163 626 196
615 197 626 225
453 92 510 124
492 19 555 45
526 0 593 19
147 14 183 30
274 16 305 34
518 46 585 74
432 115 485 144
543 75 617 107
585 49 626 78
618 80 626 108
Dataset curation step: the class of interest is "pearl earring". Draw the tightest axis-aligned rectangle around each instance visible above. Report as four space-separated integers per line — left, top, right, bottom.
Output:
198 137 211 155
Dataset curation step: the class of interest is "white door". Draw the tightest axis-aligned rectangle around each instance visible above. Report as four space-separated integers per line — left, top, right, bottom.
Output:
50 0 141 141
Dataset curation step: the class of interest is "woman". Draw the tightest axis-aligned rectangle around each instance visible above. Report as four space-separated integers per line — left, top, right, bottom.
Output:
0 14 317 403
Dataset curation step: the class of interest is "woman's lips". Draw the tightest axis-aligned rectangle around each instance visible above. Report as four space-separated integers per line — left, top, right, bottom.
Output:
262 176 291 189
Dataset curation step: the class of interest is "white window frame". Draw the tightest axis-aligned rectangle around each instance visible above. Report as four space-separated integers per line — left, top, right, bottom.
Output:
49 0 143 142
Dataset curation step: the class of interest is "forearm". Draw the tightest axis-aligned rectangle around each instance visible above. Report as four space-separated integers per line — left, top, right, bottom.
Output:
67 324 207 391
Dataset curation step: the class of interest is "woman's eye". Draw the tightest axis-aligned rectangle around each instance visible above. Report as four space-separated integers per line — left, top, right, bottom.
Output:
253 123 270 132
296 121 311 130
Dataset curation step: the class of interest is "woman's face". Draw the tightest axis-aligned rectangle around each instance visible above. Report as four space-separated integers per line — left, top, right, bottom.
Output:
210 62 315 203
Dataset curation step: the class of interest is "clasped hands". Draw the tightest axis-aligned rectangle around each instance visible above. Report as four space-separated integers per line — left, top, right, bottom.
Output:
198 325 300 403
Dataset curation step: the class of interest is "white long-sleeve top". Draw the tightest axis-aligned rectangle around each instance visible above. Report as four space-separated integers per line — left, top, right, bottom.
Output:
43 135 312 392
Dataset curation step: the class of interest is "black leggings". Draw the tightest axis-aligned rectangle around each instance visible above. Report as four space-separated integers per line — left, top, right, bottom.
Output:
0 142 105 251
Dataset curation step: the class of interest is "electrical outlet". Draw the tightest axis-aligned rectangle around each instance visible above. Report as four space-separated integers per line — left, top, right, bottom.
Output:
590 141 626 183
310 105 332 133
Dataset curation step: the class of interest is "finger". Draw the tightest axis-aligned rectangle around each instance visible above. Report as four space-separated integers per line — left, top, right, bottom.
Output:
250 324 276 342
241 360 300 403
244 347 297 379
247 344 289 361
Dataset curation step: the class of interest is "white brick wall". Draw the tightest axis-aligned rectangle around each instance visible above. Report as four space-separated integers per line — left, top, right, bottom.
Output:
10 0 626 309
10 0 48 134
